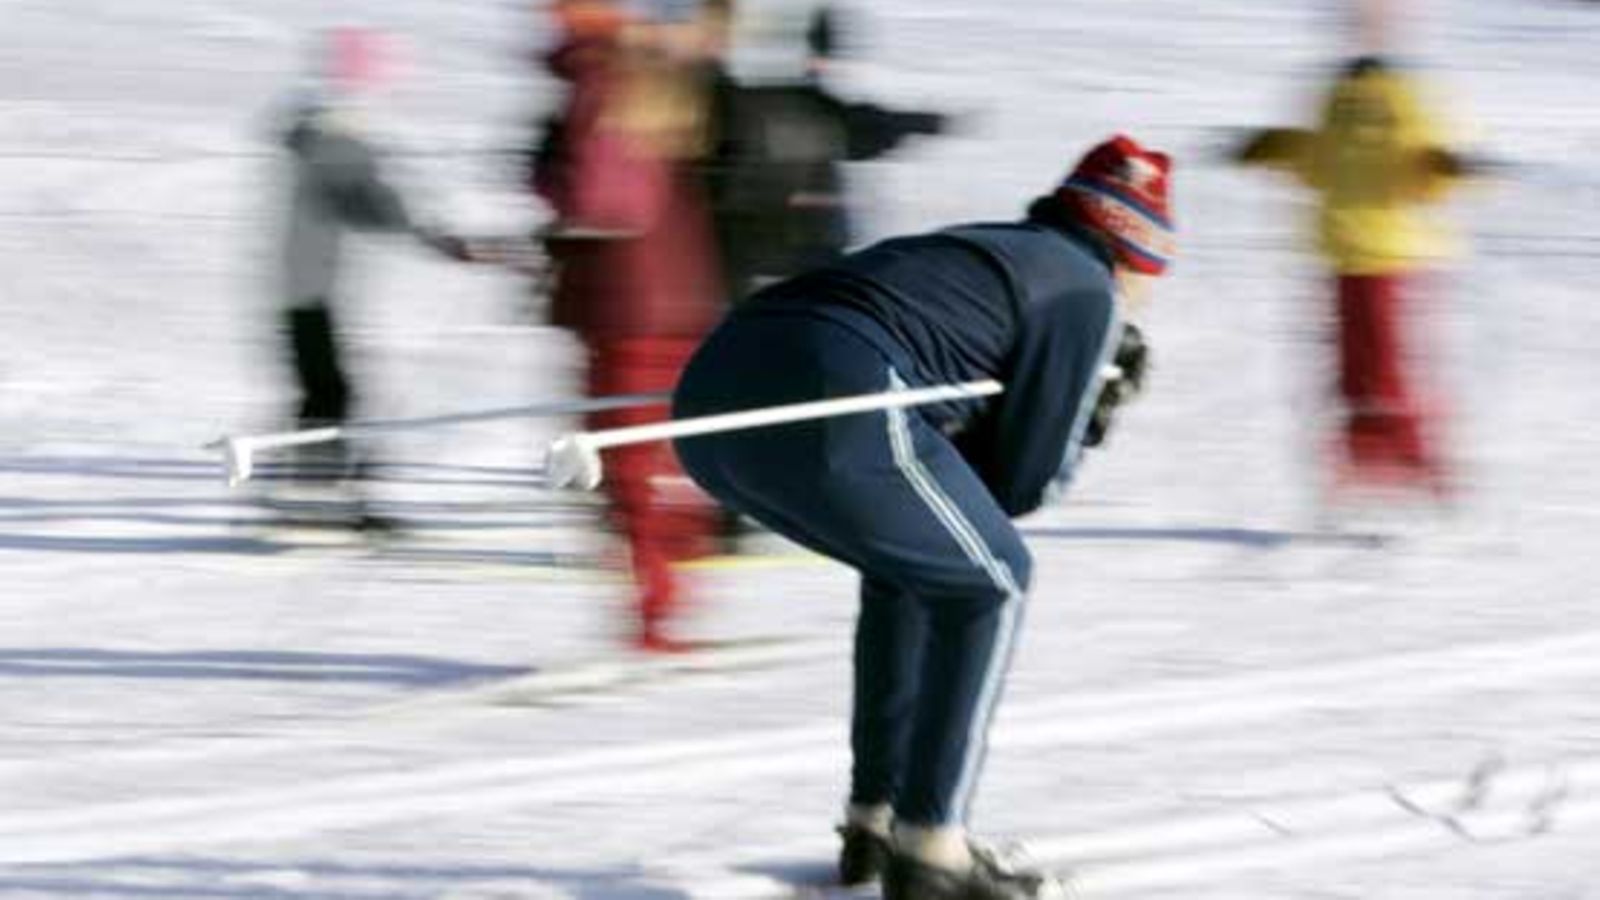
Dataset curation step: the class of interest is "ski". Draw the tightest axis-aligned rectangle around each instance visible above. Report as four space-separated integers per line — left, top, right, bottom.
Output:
483 636 839 707
382 636 842 714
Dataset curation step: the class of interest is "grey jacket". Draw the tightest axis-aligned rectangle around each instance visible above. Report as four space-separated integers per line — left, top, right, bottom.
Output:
280 108 418 307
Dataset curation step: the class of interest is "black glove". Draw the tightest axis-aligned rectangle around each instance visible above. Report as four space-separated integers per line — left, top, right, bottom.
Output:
1083 323 1149 448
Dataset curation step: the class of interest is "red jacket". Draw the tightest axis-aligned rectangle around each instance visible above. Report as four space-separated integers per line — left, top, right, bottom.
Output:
533 38 721 340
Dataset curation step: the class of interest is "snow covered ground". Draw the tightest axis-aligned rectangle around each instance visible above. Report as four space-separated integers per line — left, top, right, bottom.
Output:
3 0 1600 897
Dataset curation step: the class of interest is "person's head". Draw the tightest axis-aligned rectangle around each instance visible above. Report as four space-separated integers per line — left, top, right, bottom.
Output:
1029 134 1175 292
296 27 405 134
1351 0 1402 56
698 0 737 60
803 5 841 79
550 0 634 41
318 27 400 99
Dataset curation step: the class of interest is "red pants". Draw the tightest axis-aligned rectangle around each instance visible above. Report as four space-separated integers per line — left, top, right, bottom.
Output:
584 336 716 646
1333 274 1444 487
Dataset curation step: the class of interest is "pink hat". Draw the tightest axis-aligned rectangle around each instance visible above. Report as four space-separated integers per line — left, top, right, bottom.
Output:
324 27 394 95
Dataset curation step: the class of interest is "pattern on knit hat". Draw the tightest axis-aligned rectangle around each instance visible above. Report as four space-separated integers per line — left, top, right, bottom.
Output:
1055 134 1175 276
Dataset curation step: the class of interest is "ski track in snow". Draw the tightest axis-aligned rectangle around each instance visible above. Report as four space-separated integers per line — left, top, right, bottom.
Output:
5 629 1600 873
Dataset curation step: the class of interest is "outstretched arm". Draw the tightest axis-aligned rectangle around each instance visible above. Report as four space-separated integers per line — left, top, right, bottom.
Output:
321 135 417 233
1231 127 1315 183
840 99 948 161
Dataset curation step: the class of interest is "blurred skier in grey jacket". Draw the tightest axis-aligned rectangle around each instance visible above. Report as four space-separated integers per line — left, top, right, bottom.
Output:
275 28 468 519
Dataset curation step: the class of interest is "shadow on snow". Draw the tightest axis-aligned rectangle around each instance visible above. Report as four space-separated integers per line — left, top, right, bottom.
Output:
2 856 691 900
1021 524 1392 550
0 648 529 687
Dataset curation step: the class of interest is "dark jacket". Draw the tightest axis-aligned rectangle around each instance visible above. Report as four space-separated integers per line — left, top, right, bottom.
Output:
739 221 1120 516
699 69 946 301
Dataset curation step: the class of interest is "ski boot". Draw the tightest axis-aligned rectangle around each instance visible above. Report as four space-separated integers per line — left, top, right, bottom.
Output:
837 822 893 886
883 842 1075 900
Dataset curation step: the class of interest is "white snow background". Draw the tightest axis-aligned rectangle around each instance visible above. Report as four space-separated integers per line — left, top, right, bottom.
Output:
3 0 1600 897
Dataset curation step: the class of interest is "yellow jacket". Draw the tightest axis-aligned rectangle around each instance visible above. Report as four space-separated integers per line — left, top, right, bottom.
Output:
1239 60 1466 275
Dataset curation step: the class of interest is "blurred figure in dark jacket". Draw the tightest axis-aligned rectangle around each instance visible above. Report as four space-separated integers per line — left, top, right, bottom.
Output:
530 0 723 651
698 4 949 301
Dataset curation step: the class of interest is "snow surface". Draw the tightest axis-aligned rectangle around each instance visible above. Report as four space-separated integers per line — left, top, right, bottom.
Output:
3 0 1600 897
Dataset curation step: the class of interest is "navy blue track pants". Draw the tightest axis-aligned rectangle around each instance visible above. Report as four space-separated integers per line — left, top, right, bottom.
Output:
674 314 1031 826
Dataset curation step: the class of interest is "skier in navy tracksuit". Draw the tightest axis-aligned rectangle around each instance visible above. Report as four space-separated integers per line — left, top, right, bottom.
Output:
673 135 1174 900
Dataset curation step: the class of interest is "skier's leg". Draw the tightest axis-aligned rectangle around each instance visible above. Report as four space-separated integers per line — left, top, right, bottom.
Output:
851 574 929 810
589 337 712 650
874 397 1032 833
1338 274 1444 494
278 301 376 532
1365 274 1440 480
288 302 352 425
287 301 354 480
836 576 927 884
1337 275 1383 473
822 393 1033 891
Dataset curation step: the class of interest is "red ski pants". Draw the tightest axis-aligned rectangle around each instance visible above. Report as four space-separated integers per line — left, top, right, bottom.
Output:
583 336 716 641
1334 274 1441 480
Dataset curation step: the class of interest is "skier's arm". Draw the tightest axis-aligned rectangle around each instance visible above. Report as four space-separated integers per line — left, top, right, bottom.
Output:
1231 127 1315 185
1402 99 1474 202
323 137 417 234
328 140 493 263
839 99 947 161
960 288 1119 518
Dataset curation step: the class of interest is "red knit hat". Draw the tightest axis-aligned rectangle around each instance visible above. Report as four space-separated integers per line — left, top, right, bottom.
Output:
1054 135 1175 276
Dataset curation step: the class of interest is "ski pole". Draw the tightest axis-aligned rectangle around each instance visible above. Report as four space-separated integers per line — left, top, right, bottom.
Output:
210 392 670 486
544 380 1004 491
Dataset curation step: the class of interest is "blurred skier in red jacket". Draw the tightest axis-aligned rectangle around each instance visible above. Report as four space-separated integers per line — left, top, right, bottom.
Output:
530 0 724 651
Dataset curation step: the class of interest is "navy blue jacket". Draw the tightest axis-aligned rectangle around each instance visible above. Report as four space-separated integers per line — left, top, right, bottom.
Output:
740 221 1120 517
